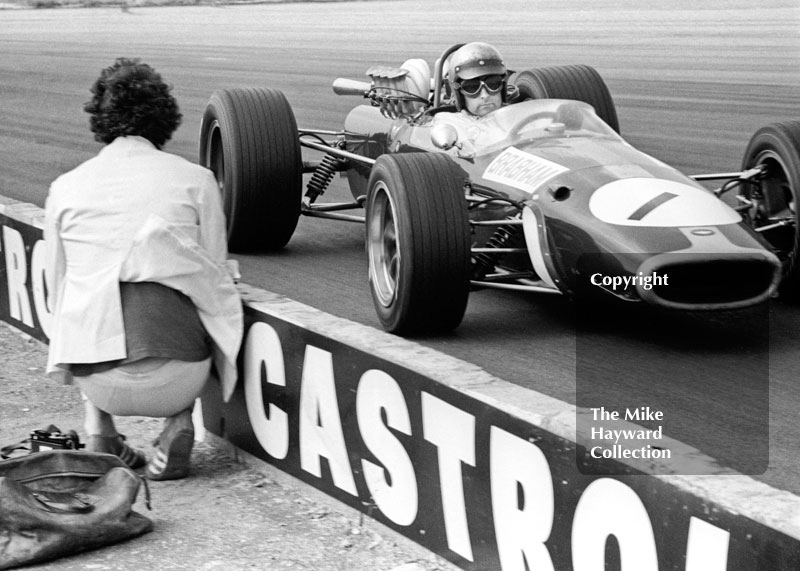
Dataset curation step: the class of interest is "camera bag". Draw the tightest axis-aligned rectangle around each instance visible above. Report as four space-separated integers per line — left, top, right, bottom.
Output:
0 450 153 569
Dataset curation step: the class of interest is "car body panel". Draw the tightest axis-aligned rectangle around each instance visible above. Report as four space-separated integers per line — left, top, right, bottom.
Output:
341 96 780 309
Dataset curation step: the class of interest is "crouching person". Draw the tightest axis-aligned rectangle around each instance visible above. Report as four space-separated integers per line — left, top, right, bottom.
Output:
44 58 243 481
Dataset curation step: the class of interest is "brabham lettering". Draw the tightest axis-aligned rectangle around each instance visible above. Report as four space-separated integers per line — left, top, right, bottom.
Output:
483 147 568 194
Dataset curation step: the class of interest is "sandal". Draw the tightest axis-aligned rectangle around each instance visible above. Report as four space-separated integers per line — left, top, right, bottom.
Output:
85 434 147 470
145 410 194 481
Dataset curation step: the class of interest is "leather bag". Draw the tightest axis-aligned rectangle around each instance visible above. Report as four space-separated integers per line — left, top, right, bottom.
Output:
0 450 153 569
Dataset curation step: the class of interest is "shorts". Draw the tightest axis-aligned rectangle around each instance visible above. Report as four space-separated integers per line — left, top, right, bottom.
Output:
75 357 212 417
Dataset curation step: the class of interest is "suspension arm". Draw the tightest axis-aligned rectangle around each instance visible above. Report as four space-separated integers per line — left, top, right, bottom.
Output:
299 138 376 167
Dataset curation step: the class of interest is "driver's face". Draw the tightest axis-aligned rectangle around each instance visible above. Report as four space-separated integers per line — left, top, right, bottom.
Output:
463 83 502 117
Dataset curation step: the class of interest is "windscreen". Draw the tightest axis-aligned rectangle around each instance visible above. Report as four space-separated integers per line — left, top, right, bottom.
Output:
476 99 622 150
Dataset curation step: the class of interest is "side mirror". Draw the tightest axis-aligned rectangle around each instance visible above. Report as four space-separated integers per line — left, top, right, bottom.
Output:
431 124 460 151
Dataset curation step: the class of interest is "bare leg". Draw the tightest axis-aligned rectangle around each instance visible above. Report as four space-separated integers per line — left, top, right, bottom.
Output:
81 391 147 469
82 392 118 437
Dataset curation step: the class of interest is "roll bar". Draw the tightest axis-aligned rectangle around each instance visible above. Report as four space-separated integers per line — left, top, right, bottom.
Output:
432 43 465 108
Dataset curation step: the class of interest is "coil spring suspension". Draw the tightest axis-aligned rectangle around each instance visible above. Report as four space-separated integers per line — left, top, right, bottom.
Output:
471 218 521 280
305 153 341 204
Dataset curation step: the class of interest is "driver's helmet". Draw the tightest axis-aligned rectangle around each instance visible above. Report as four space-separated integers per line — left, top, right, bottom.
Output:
448 42 508 111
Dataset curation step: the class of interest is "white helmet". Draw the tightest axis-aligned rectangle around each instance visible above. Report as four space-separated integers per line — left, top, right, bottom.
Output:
448 42 508 110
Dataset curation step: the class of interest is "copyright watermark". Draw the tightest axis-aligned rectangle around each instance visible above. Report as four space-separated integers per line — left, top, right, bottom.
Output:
590 272 669 291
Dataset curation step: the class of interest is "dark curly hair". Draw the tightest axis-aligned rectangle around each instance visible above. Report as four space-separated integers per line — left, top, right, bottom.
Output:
84 57 182 149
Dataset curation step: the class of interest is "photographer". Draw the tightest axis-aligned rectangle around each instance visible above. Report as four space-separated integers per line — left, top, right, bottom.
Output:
44 58 242 481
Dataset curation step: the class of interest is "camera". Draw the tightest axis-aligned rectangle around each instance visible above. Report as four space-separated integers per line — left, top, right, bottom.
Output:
29 429 82 453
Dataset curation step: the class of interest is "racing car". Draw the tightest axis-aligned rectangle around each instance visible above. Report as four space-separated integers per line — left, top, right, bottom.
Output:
198 43 799 335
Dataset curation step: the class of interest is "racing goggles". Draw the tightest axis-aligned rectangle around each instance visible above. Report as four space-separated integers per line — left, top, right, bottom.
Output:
456 74 505 96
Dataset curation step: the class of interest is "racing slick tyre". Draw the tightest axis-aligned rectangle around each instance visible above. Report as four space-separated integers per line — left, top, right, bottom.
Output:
365 153 471 335
741 121 800 299
512 64 620 133
199 88 302 252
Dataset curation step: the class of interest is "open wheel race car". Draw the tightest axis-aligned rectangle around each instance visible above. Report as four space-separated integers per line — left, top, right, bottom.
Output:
198 43 799 335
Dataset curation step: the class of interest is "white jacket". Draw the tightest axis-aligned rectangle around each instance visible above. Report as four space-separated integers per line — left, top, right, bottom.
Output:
45 136 243 401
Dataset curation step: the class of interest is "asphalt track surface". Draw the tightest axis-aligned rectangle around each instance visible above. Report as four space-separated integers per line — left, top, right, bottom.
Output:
2 0 800 494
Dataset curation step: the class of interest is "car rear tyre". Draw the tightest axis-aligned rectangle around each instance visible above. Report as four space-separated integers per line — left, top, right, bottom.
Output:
199 88 302 252
512 64 620 133
741 121 800 299
365 153 471 335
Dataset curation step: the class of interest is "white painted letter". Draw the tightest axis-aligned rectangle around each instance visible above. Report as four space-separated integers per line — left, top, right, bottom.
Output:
572 478 658 571
356 369 418 526
686 516 729 571
490 427 555 571
3 226 33 327
30 239 52 338
299 345 357 495
244 322 289 460
421 392 475 561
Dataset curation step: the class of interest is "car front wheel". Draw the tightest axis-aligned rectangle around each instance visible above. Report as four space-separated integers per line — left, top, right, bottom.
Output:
365 153 471 335
741 121 800 299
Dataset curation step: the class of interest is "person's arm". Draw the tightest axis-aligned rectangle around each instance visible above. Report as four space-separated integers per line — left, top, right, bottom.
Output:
43 187 65 313
196 169 229 267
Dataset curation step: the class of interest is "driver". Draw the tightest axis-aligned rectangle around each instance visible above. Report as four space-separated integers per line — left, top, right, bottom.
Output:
448 42 508 118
